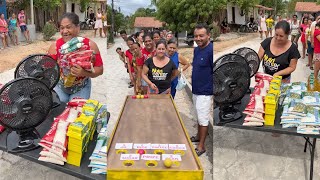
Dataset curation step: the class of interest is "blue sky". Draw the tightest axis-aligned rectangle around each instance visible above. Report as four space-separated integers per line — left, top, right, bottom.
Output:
107 0 155 16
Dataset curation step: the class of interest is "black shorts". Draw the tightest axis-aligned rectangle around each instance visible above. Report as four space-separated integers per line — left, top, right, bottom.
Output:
20 25 28 32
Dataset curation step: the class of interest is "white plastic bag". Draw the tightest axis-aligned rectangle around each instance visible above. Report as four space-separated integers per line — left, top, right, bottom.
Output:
176 70 187 91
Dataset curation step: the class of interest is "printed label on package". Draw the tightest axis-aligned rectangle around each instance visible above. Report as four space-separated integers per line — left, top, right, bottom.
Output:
141 154 161 161
168 144 187 150
133 143 151 149
162 154 182 161
150 144 168 150
120 154 140 161
115 143 133 149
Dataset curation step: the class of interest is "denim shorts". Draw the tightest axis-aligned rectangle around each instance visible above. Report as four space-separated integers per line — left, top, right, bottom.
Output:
307 41 314 55
54 78 92 103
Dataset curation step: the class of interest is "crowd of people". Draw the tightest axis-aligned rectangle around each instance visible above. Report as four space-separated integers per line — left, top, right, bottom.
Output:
117 28 191 98
0 9 31 50
117 24 213 156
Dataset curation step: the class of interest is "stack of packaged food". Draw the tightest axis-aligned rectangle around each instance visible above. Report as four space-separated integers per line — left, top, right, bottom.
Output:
280 82 320 134
38 98 109 166
38 102 84 165
264 76 282 126
59 37 95 87
66 100 101 166
243 73 273 126
88 105 108 174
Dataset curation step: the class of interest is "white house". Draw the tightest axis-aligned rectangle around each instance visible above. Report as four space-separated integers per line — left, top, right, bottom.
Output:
226 3 273 25
227 3 246 25
65 0 106 22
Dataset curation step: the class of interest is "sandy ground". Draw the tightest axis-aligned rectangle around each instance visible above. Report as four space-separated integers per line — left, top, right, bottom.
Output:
0 30 97 73
179 33 259 82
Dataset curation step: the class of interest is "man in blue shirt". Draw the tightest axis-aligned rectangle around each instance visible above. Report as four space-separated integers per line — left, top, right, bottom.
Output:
190 24 213 156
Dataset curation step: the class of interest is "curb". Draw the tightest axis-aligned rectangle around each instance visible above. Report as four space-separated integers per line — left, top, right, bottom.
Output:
182 74 213 139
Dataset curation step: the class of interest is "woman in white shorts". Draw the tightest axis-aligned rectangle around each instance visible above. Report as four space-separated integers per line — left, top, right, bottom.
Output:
94 8 103 38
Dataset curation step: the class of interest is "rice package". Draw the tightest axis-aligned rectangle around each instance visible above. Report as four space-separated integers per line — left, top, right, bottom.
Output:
300 106 320 126
244 94 264 113
302 91 320 106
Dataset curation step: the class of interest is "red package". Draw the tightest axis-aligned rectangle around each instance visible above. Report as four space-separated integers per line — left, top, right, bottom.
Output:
40 115 70 150
252 86 267 97
0 125 5 133
39 142 67 162
255 79 270 90
55 107 71 121
244 94 264 113
67 97 87 107
243 110 264 120
255 72 273 82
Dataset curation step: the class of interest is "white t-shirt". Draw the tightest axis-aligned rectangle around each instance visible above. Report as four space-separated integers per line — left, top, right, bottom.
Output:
311 21 317 29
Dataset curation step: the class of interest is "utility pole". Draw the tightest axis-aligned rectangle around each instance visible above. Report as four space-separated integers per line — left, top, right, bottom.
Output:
111 0 115 37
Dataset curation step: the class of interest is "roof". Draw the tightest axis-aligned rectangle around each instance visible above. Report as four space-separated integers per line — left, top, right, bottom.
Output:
134 17 163 28
295 2 320 12
255 5 273 11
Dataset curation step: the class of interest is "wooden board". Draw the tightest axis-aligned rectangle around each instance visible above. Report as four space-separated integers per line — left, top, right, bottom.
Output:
107 94 203 180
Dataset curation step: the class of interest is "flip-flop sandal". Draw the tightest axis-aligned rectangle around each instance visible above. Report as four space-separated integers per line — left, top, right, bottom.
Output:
195 148 206 156
190 136 200 142
310 67 314 70
306 64 310 67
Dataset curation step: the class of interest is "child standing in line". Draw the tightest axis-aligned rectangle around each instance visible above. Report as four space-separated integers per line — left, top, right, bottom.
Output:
313 21 320 78
305 18 314 70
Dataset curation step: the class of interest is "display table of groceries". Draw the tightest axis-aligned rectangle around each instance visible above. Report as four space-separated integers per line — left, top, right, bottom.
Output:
214 72 320 180
0 98 109 180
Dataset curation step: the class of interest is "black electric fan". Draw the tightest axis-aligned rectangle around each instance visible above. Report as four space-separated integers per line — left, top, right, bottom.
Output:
0 77 53 153
233 47 260 93
14 54 60 107
213 54 250 125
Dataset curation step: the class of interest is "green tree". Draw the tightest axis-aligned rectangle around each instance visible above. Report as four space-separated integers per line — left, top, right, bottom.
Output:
106 5 126 33
154 0 217 34
260 0 286 15
34 0 62 11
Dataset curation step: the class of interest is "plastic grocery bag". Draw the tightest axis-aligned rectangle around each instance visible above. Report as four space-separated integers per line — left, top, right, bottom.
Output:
176 70 186 91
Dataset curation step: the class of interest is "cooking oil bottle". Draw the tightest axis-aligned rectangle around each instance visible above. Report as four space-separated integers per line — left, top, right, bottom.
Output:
308 72 315 91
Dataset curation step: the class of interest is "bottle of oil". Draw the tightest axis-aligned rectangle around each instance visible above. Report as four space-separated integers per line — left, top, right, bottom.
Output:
308 73 315 91
64 74 76 87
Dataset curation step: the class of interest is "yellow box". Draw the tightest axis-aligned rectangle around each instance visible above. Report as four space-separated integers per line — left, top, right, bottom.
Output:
265 107 277 115
67 118 90 139
265 103 277 110
67 140 89 167
264 93 278 104
83 99 100 112
264 114 276 126
78 114 95 130
68 132 89 149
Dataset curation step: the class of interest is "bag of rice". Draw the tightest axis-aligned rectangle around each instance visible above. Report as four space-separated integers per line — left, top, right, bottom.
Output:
244 94 264 113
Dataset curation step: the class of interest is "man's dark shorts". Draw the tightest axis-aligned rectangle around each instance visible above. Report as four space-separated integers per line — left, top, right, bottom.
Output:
20 25 28 33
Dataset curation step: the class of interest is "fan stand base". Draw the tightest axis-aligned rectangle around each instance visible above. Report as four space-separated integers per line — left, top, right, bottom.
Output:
6 130 41 153
217 106 243 126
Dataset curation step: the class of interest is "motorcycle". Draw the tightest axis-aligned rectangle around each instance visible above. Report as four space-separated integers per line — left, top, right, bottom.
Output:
80 18 95 30
240 21 258 33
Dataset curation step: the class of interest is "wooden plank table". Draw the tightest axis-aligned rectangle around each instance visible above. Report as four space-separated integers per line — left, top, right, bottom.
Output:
107 94 203 180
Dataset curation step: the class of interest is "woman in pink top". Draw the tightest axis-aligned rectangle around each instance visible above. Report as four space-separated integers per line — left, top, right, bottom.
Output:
300 17 309 59
0 13 10 49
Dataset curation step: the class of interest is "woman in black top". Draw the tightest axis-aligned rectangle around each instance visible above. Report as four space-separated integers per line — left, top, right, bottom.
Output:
258 21 301 83
142 40 179 94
